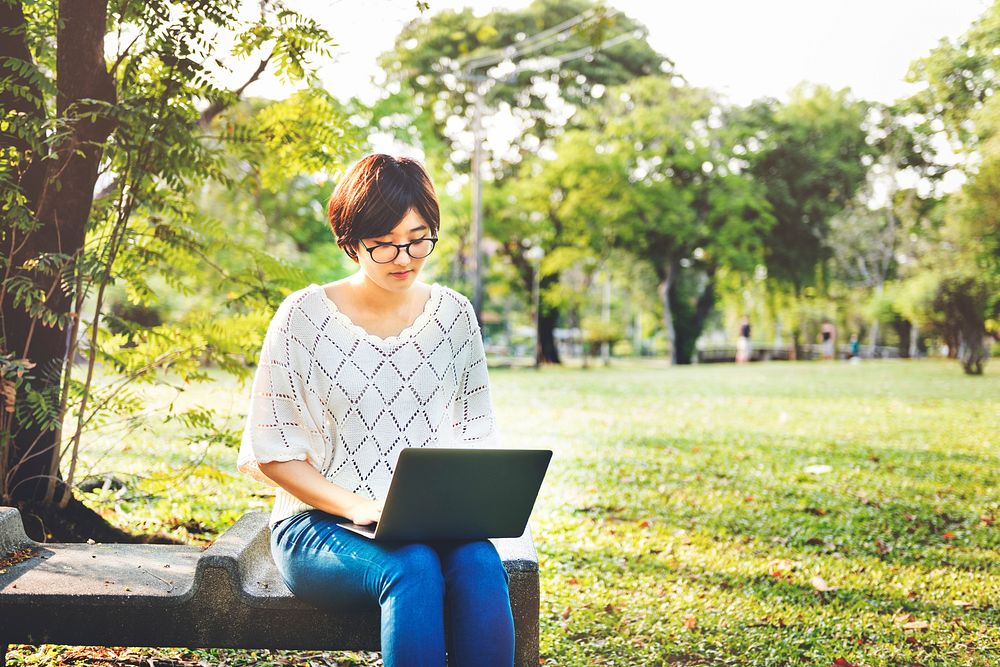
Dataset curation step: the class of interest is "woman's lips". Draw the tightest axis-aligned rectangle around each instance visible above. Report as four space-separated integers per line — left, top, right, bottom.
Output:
389 270 411 279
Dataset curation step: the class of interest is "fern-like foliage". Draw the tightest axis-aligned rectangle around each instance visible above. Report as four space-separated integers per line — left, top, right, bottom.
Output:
1 0 365 503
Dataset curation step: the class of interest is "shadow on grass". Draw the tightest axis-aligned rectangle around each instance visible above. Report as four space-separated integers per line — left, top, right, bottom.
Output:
548 434 1000 572
541 534 998 623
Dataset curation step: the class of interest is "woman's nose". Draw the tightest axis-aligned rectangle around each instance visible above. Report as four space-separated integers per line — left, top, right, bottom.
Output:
394 249 412 266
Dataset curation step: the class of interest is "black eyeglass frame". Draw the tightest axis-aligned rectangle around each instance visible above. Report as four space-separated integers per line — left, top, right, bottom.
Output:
359 237 439 264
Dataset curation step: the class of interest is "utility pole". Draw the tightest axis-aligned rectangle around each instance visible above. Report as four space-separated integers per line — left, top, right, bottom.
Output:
601 273 611 365
455 7 640 324
470 77 486 319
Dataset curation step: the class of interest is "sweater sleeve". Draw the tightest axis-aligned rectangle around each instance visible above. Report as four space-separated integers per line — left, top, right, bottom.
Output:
236 298 326 487
452 299 501 448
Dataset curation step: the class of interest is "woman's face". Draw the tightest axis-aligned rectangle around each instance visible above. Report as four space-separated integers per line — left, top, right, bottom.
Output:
355 208 433 293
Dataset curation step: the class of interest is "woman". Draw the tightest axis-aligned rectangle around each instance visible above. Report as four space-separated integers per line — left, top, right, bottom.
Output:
236 154 515 667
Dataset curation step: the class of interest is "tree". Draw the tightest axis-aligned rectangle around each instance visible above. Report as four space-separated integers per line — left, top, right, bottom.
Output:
899 0 1000 373
525 76 773 364
825 102 944 357
903 0 1000 152
728 83 875 357
377 0 666 363
0 0 357 540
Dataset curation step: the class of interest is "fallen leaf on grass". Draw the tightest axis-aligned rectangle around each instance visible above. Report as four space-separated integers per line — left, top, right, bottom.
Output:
856 490 880 507
901 619 930 631
683 615 697 630
768 559 796 576
875 538 891 555
811 575 838 592
566 577 579 586
952 600 974 608
942 531 955 540
831 658 857 667
560 606 572 620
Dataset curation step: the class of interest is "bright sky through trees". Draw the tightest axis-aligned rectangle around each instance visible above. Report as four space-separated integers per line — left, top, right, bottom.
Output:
246 0 990 107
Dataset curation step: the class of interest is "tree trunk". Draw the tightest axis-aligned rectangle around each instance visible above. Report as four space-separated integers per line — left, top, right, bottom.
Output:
600 275 610 366
658 261 677 365
909 322 920 359
867 320 880 358
960 330 988 375
945 331 959 358
868 282 884 358
894 319 912 358
536 271 561 365
672 267 716 365
790 283 802 360
3 0 116 508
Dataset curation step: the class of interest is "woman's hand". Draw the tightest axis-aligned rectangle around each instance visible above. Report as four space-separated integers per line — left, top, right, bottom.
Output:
346 497 384 525
257 460 386 524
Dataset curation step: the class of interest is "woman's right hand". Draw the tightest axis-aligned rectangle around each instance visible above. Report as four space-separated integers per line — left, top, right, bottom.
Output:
346 497 384 525
257 460 388 524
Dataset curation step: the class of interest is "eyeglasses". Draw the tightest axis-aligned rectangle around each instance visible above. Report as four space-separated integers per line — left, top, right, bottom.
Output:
360 237 438 264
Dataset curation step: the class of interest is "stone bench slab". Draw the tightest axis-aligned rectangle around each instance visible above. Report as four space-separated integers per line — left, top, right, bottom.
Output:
0 507 539 665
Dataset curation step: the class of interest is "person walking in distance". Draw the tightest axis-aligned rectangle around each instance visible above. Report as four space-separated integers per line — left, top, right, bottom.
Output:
820 320 837 360
736 315 752 364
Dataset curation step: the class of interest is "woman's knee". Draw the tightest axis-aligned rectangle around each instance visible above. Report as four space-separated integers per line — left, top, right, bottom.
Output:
383 543 445 592
443 540 509 586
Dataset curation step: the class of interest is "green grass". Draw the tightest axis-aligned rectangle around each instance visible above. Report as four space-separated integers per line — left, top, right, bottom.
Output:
510 360 998 666
7 359 999 666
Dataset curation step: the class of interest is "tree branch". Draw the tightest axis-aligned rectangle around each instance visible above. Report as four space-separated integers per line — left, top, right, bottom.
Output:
94 51 275 203
198 52 272 129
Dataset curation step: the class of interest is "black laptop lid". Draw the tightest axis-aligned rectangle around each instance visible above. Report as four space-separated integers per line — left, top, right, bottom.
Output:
372 447 552 541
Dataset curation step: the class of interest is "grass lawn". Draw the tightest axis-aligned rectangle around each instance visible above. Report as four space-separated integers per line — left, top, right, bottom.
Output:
6 358 998 666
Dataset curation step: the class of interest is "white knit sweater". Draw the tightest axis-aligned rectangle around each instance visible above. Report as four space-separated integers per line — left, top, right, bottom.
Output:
236 282 500 528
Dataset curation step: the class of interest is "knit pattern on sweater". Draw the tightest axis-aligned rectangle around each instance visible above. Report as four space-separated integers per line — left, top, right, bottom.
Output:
235 282 499 527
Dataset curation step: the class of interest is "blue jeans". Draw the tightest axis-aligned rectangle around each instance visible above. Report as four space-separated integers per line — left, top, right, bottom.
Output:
270 509 515 667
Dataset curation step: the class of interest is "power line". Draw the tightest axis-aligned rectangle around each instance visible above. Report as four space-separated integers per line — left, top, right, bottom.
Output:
508 28 646 78
457 6 618 73
457 7 599 70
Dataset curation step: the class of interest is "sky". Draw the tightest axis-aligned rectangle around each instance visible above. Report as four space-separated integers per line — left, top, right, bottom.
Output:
247 0 993 107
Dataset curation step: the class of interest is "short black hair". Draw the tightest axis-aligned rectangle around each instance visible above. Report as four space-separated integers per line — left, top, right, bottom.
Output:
327 154 440 261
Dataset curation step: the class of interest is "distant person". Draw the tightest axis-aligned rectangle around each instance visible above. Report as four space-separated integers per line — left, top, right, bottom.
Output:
736 315 751 363
849 333 860 359
820 320 836 360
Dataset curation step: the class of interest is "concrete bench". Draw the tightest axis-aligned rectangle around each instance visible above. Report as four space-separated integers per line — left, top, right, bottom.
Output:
0 507 539 666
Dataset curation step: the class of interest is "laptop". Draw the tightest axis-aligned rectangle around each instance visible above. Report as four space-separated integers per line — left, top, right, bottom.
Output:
336 447 552 541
